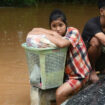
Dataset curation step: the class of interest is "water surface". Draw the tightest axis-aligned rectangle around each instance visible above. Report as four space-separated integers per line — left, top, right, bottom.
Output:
0 3 98 105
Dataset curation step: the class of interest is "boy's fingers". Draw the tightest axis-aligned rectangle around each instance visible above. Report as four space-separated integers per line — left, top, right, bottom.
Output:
96 71 100 74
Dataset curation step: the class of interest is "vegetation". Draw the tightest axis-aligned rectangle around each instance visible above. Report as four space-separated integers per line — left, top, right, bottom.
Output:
0 0 98 7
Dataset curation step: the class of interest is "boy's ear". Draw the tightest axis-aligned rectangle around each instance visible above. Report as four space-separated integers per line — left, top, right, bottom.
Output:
100 8 104 16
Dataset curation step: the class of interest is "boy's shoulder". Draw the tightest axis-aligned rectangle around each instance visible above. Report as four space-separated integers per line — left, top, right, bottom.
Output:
67 27 79 33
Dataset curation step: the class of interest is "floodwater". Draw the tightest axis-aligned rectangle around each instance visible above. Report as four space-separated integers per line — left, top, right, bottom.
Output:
0 3 98 105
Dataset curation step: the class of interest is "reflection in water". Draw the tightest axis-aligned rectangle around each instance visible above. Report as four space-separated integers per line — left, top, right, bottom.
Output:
17 31 24 44
0 3 98 105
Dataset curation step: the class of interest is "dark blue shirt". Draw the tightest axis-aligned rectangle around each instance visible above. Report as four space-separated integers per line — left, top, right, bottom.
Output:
82 16 102 42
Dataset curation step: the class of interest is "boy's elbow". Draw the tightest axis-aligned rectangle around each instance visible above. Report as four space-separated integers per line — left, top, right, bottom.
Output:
56 42 66 48
55 39 70 48
57 44 64 48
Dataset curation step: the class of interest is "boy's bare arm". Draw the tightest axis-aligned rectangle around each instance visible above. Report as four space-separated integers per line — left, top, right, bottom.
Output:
27 27 71 48
29 28 56 36
95 32 105 46
45 33 71 48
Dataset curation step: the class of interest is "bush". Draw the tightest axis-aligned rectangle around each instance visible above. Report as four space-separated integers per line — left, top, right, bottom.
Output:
0 0 98 7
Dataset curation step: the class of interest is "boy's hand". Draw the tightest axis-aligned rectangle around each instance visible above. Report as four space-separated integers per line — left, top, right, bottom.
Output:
89 71 99 83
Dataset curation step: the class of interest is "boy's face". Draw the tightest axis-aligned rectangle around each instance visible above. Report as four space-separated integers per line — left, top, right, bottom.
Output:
100 8 105 27
51 19 66 36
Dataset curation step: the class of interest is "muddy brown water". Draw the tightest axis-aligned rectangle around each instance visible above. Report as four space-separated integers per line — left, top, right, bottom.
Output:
0 3 98 105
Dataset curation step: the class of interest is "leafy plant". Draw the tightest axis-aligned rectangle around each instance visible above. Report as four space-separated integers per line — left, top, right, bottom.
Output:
0 0 98 7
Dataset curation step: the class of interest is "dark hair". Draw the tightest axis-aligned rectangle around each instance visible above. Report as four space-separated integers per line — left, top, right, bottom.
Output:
98 0 105 9
49 9 67 27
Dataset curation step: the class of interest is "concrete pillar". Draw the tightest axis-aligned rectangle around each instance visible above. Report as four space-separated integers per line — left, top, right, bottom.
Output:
30 86 56 105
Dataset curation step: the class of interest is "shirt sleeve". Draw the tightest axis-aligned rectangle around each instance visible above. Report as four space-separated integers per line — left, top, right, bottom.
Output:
82 17 102 42
64 28 80 47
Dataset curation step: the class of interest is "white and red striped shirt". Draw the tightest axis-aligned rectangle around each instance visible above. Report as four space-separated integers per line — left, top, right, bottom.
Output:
65 27 92 80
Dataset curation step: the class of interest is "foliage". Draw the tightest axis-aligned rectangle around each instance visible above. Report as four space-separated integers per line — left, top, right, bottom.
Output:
0 0 98 7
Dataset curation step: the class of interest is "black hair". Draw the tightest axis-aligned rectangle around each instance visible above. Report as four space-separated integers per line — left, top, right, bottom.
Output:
98 0 105 9
49 9 67 27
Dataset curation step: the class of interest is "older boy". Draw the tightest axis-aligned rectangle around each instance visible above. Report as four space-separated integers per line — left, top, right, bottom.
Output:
82 0 105 83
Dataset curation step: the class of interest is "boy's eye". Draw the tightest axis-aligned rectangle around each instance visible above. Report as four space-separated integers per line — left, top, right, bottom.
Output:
59 23 63 27
52 24 56 28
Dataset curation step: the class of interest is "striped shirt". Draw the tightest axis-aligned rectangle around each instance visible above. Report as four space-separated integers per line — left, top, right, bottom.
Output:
65 27 92 80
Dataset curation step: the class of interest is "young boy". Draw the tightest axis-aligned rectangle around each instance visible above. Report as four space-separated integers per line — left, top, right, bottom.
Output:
28 9 92 105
